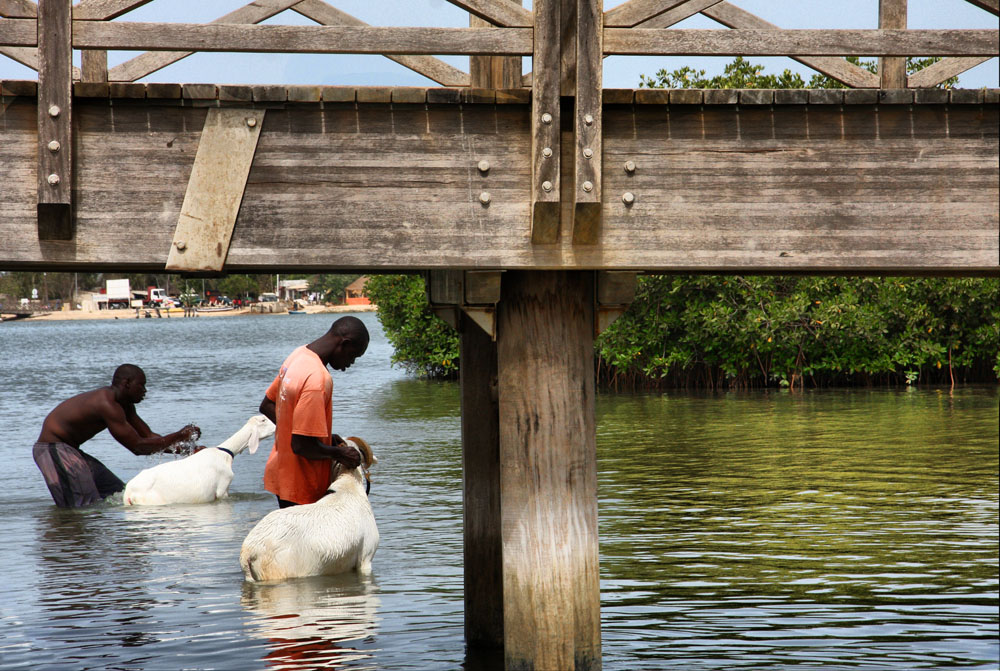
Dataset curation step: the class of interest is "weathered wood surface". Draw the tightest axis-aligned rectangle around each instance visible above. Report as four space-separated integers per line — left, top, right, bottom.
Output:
166 107 265 272
530 0 561 243
1 95 997 273
573 0 603 245
460 311 503 649
0 20 537 55
604 28 999 56
35 0 72 240
879 0 908 89
497 270 600 670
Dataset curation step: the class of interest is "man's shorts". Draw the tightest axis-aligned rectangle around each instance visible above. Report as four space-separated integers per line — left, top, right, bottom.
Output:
33 442 125 508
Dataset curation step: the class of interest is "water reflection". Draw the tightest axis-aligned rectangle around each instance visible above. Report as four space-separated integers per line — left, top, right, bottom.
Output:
33 505 159 650
241 575 381 670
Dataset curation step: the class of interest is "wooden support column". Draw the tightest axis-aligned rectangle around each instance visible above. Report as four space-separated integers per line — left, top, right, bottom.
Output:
879 0 907 88
498 271 601 670
531 0 561 243
463 22 519 650
573 0 603 244
36 0 73 240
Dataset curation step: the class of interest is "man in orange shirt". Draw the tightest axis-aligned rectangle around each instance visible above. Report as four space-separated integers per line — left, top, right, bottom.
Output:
258 316 370 507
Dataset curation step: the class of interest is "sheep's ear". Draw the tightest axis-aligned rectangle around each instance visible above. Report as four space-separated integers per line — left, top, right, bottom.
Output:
248 425 261 454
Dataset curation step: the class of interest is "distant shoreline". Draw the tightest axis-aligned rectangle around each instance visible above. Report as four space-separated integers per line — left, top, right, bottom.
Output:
3 304 376 322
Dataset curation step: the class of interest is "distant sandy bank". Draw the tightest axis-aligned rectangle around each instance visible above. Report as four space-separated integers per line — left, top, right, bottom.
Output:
8 303 375 322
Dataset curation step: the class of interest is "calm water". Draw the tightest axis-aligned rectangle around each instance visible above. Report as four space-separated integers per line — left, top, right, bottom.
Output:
0 312 996 671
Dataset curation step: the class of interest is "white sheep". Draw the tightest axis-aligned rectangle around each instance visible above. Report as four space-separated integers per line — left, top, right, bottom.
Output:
240 437 378 582
123 415 275 506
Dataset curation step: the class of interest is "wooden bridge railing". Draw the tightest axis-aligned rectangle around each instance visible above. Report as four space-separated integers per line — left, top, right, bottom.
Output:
1 0 997 255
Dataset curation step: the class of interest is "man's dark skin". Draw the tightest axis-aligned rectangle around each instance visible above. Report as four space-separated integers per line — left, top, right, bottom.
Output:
38 365 201 455
258 319 368 470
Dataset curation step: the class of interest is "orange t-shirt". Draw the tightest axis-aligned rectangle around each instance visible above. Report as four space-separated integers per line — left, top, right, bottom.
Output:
262 345 333 504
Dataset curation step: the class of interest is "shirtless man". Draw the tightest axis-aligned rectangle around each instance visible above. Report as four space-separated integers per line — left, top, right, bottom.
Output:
33 363 202 508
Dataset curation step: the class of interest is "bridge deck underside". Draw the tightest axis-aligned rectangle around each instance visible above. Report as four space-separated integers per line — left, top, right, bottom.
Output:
1 93 997 274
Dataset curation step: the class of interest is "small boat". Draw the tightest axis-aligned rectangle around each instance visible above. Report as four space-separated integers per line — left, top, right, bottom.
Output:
288 310 307 315
196 305 235 313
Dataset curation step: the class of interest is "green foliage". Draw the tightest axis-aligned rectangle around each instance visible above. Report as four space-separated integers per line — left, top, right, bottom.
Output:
595 276 999 389
365 274 459 379
640 56 959 91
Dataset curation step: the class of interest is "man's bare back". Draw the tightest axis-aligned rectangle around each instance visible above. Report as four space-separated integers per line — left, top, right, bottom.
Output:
33 364 202 507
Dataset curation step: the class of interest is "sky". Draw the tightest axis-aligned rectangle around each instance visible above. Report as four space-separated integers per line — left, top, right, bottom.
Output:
1 0 997 88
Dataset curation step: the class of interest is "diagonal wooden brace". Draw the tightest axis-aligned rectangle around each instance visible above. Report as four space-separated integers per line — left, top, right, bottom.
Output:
166 107 265 273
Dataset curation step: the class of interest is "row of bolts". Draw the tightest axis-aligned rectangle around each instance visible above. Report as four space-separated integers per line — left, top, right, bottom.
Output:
46 107 637 206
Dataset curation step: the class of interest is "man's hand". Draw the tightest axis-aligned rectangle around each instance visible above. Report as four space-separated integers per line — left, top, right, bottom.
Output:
180 424 201 442
332 439 361 469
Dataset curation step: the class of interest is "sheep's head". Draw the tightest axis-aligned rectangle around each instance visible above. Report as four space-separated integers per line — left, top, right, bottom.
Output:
331 436 376 491
219 414 276 456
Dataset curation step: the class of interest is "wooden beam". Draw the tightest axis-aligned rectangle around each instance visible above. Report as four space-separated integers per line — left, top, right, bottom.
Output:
0 0 35 18
36 0 73 241
701 3 880 88
73 0 156 21
965 0 999 16
1 99 996 274
908 56 993 88
498 270 600 670
461 16 515 653
107 0 304 82
634 0 722 29
603 28 999 56
605 0 704 28
879 0 907 89
573 0 603 244
166 108 266 273
294 0 470 87
81 50 108 83
531 0 561 244
74 21 535 56
460 307 503 650
446 0 533 27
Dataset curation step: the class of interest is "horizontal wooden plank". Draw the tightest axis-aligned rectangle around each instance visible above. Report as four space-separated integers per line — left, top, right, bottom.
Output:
604 28 999 56
71 21 534 56
0 99 996 273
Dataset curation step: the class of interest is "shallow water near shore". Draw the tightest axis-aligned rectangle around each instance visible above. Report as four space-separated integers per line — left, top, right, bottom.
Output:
1 312 997 670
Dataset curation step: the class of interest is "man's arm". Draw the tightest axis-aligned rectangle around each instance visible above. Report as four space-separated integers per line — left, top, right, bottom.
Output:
291 434 361 469
102 397 199 455
259 397 276 425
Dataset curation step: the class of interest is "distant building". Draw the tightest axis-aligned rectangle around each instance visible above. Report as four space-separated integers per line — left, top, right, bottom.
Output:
344 276 371 306
279 279 309 302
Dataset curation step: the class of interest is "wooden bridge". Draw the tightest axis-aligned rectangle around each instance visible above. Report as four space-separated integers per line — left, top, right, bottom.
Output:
1 1 997 668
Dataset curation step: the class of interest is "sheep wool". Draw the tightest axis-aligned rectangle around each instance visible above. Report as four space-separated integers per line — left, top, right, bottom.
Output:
240 437 379 582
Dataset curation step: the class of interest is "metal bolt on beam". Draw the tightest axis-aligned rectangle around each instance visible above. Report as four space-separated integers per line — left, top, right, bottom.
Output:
47 174 60 185
583 148 593 159
47 140 60 152
582 181 593 192
478 160 490 173
624 160 636 174
542 180 553 192
542 147 553 158
541 113 553 124
48 105 60 118
174 240 187 251
584 114 594 126
246 117 257 128
622 192 635 205
479 192 491 205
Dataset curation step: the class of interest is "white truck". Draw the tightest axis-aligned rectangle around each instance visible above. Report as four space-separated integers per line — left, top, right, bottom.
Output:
104 279 131 309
